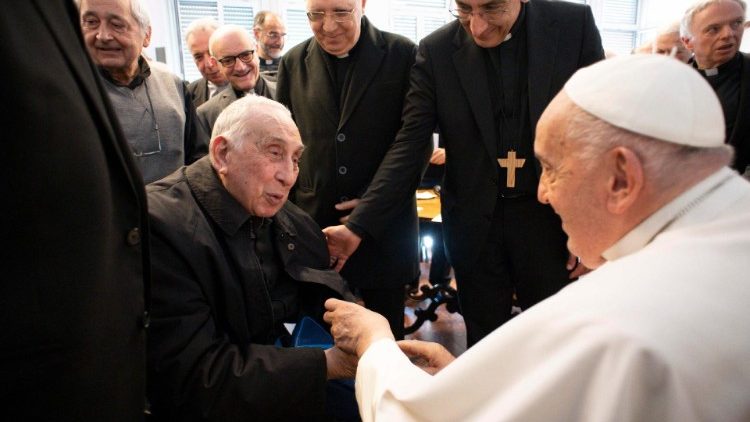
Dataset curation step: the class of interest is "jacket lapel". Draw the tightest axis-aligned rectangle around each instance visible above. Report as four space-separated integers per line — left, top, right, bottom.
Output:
339 17 385 130
304 42 341 127
526 2 559 133
452 27 497 162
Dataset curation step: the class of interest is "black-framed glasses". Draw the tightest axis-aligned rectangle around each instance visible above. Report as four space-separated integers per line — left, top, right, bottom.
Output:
264 31 287 40
449 3 508 23
216 50 255 67
306 9 356 23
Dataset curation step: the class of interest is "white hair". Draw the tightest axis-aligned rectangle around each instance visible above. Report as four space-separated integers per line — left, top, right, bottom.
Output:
680 0 746 39
209 96 295 164
566 102 733 189
185 17 220 42
75 0 151 36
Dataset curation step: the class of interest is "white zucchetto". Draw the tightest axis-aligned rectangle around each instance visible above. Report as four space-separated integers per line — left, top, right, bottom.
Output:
564 54 725 148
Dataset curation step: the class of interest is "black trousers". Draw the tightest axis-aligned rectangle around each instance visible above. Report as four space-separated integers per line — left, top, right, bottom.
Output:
359 287 406 340
420 221 452 284
454 196 571 348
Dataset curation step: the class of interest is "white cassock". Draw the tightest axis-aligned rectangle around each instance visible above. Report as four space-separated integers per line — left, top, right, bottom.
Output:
356 168 750 422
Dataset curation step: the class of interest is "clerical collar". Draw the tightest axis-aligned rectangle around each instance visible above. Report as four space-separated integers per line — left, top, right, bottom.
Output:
502 1 527 43
691 52 741 77
602 168 735 262
98 55 151 89
324 19 363 61
262 57 280 66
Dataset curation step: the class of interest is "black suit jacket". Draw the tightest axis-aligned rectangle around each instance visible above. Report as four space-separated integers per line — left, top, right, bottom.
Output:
348 0 604 277
187 77 210 108
729 53 750 173
277 17 420 289
0 1 149 420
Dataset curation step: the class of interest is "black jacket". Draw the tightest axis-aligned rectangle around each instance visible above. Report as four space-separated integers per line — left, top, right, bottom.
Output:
1 0 149 419
277 17 420 289
146 157 351 420
348 1 605 277
729 53 750 173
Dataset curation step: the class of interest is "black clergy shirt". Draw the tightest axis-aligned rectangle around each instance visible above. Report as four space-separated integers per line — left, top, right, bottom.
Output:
484 3 537 196
695 52 742 145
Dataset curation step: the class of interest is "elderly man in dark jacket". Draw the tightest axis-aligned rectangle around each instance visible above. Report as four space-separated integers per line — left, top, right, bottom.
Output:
146 95 355 420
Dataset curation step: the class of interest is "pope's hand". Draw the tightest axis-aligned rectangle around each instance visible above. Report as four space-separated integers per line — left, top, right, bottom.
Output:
397 340 455 375
324 298 394 357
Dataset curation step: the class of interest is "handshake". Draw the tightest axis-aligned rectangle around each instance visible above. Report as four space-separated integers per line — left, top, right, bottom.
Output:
322 299 456 380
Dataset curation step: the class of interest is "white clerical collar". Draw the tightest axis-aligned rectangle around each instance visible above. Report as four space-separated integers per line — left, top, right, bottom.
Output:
602 167 735 261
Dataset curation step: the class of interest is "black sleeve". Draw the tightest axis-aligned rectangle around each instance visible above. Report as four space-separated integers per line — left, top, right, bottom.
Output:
182 81 208 164
346 41 433 241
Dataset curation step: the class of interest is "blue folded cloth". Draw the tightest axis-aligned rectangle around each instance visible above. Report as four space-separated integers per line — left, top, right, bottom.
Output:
290 316 334 349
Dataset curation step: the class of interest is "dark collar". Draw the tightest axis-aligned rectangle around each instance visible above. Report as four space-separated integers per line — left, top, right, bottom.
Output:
98 55 151 89
232 74 267 98
261 56 281 66
507 1 527 41
691 52 742 76
185 156 296 237
186 156 253 236
322 16 368 61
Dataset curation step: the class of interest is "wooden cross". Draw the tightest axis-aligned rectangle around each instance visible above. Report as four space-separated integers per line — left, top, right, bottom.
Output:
498 150 525 188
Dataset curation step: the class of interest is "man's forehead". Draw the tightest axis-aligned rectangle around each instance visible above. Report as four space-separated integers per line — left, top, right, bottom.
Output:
216 32 254 51
695 1 745 23
307 0 358 10
264 16 285 29
82 0 131 17
456 0 510 8
188 30 211 49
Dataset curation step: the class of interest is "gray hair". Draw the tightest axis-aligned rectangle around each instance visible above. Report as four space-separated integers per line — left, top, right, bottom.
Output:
253 10 281 30
680 0 746 39
75 0 151 35
209 96 295 164
566 104 733 190
185 17 220 42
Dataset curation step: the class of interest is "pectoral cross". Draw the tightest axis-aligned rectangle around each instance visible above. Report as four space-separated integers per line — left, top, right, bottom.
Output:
498 150 525 188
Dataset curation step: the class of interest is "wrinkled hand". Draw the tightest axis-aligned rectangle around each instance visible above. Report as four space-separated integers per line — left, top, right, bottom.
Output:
429 148 446 165
335 198 361 224
397 340 455 375
324 298 394 357
567 252 592 279
325 346 358 380
322 225 362 272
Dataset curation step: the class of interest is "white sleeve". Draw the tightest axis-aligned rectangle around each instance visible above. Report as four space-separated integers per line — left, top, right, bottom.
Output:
354 311 695 422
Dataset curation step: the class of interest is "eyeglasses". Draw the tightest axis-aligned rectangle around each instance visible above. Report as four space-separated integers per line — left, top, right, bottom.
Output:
264 31 287 40
216 50 255 67
449 4 508 23
306 9 356 23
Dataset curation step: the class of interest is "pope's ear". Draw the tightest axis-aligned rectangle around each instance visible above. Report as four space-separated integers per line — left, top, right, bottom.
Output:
606 146 644 214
